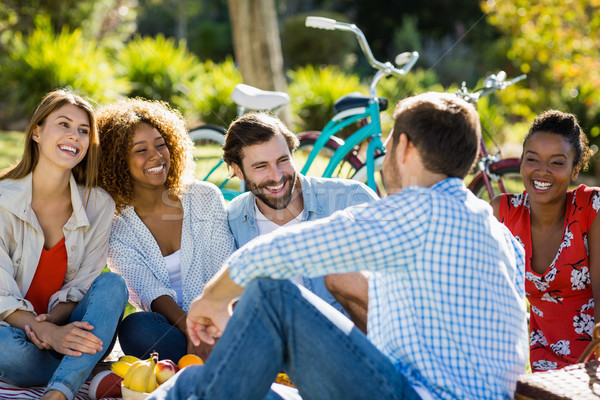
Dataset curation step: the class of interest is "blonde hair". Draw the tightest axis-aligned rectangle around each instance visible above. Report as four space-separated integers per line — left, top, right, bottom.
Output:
97 98 193 211
0 89 99 194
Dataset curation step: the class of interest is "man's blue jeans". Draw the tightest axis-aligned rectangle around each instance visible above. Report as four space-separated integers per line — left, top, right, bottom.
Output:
0 272 128 400
148 279 421 400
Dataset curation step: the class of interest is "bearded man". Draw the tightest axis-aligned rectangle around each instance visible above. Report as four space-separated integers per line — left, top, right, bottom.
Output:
223 112 377 331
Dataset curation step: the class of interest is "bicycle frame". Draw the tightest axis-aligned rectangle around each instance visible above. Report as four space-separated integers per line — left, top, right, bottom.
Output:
299 100 384 191
467 138 519 196
301 16 418 192
456 72 527 199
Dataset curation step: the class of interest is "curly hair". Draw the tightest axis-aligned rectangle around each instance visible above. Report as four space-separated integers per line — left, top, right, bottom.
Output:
97 98 194 211
523 110 593 172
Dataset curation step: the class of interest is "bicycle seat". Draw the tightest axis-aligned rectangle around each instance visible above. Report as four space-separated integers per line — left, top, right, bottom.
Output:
231 84 290 111
333 92 388 114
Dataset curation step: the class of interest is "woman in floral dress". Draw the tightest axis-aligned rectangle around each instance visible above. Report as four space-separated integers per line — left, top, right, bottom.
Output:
492 110 600 372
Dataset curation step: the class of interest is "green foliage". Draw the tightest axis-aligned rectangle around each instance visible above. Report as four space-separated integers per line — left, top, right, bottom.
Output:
0 0 137 44
0 16 127 124
192 58 242 126
482 0 600 154
281 11 357 70
288 65 365 136
136 0 232 61
377 68 444 135
117 34 204 117
187 20 233 62
0 131 25 170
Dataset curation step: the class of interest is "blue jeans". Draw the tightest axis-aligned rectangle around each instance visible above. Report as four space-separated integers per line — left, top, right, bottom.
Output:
119 311 188 362
147 279 420 400
0 272 128 400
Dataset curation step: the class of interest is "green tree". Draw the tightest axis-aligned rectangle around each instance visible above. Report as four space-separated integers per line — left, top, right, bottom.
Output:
482 0 600 144
136 0 233 61
0 0 136 44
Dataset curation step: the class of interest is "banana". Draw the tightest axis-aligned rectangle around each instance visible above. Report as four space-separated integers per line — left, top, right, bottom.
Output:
119 355 141 364
110 360 133 379
123 357 157 393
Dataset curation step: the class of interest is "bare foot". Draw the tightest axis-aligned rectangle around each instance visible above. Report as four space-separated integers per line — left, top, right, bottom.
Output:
41 389 67 400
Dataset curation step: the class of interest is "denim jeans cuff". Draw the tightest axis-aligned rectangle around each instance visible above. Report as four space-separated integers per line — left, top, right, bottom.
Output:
46 381 74 400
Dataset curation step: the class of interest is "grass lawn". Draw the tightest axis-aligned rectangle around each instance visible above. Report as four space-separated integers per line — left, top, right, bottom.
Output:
0 131 25 170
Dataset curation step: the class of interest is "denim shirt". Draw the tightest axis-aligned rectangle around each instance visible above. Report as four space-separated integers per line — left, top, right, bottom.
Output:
227 174 378 314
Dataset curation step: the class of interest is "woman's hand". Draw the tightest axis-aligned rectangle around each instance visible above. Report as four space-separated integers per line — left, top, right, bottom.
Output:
24 323 50 350
34 321 103 357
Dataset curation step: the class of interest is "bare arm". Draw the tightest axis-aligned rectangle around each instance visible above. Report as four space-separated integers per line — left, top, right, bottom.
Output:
324 272 369 334
490 195 502 221
186 267 244 346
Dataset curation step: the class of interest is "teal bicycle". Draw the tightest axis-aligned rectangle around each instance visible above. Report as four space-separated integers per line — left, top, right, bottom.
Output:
296 16 418 194
189 16 418 198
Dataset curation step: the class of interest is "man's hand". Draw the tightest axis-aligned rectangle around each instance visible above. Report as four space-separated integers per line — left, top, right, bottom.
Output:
186 267 244 346
186 295 232 346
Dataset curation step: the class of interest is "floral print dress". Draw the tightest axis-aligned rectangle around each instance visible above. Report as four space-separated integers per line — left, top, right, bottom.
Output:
498 185 600 371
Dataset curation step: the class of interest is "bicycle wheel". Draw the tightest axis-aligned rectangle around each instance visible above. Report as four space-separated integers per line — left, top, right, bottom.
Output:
295 132 363 180
468 162 523 201
188 125 244 200
350 153 386 197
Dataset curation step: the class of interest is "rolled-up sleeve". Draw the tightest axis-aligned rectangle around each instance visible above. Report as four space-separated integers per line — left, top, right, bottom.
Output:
0 231 34 321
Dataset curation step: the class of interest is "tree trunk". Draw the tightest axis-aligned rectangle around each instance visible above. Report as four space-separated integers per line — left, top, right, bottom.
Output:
227 0 291 124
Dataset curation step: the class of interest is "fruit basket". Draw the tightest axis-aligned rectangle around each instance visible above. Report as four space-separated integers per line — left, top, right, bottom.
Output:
121 384 151 400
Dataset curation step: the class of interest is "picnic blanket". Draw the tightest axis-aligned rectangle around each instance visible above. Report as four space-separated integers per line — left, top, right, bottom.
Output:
0 381 121 400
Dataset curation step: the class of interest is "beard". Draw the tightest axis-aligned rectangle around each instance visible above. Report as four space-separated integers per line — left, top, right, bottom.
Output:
244 171 298 210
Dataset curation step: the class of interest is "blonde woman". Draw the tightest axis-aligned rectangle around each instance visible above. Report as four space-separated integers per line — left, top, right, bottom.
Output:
97 98 235 363
0 90 128 400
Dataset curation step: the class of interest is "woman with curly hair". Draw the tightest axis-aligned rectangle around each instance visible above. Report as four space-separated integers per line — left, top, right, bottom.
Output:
0 90 128 400
97 98 235 362
492 110 600 372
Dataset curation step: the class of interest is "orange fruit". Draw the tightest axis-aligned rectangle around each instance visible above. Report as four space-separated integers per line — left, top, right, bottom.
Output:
177 354 204 369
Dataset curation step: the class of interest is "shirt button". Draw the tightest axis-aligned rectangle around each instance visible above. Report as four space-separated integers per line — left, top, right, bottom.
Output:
71 245 76 252
67 269 75 275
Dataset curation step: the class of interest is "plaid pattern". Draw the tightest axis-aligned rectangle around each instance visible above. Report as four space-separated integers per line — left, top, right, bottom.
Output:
229 178 528 399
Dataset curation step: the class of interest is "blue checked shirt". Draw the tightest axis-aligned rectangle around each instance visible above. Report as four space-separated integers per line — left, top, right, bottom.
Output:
228 178 528 400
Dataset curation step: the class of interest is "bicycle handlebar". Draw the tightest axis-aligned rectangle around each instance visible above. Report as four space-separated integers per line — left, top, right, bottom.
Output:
455 71 527 104
305 16 419 77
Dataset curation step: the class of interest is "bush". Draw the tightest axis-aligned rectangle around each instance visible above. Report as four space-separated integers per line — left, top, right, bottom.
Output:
117 34 204 118
288 65 365 136
0 16 126 126
192 57 242 127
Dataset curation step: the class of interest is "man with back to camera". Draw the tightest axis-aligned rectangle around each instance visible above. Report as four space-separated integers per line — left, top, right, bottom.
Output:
148 92 528 400
223 112 378 332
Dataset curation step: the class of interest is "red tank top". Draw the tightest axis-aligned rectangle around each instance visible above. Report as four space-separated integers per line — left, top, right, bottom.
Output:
24 237 68 314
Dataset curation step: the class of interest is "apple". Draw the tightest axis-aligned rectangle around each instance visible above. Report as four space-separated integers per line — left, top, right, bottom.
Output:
154 359 179 385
